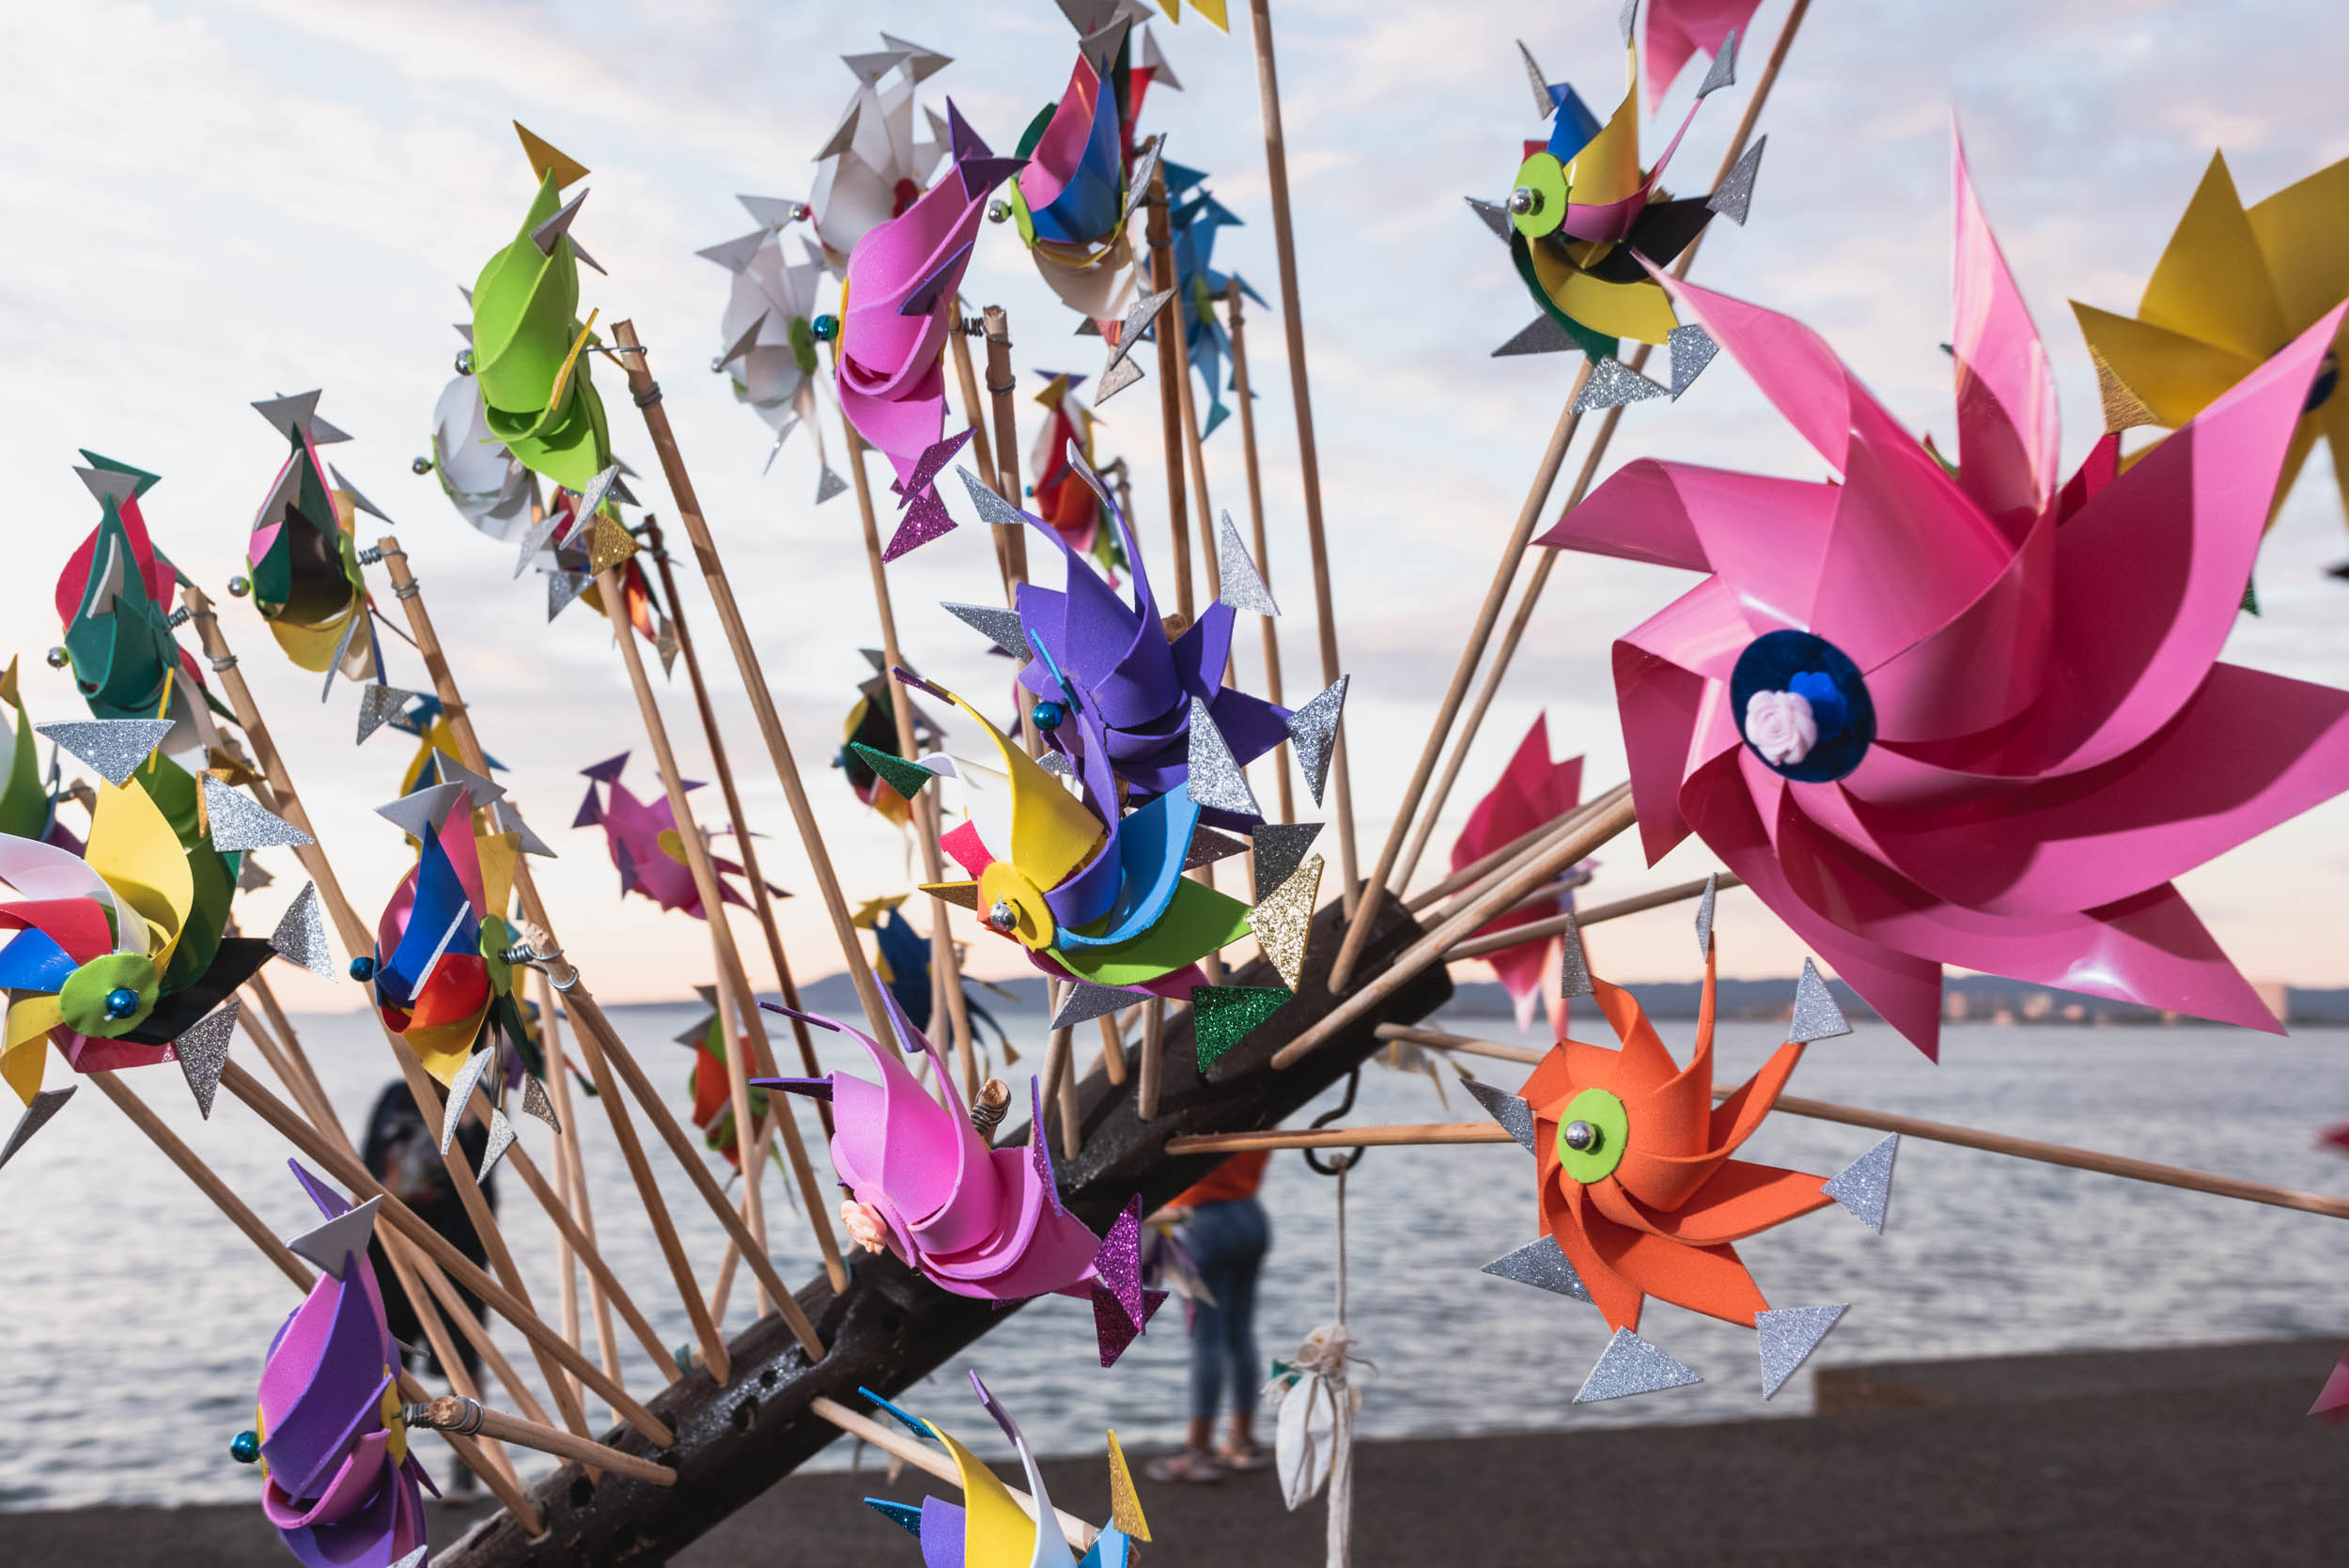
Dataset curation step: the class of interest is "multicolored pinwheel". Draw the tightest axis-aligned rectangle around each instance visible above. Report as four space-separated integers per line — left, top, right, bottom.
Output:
858 1374 1150 1566
838 662 946 831
2071 151 2349 555
1028 372 1126 569
754 993 1160 1365
1537 137 2349 1058
854 893 1009 1055
243 1167 433 1568
1159 161 1257 437
470 125 614 494
1449 715 1586 1031
673 986 770 1174
245 394 381 691
808 35 955 275
572 753 776 922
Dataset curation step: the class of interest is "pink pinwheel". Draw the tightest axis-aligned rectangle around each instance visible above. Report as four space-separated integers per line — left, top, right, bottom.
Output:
571 753 773 922
834 101 1022 557
1641 0 1764 106
1450 715 1585 1031
1537 134 2349 1058
754 992 1162 1366
249 1167 432 1568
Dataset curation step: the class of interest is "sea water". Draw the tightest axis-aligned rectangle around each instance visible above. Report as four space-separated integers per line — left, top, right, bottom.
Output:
2 1005 2344 1508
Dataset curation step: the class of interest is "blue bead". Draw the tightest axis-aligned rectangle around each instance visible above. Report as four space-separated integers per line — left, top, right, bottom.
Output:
349 955 378 983
104 986 140 1019
1032 700 1065 731
811 314 839 342
230 1430 259 1465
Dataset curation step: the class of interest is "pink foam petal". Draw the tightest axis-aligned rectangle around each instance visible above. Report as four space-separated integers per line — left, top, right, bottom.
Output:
1950 124 2060 536
838 362 950 486
839 173 988 398
921 1147 1102 1298
1862 506 2055 745
1641 0 1765 103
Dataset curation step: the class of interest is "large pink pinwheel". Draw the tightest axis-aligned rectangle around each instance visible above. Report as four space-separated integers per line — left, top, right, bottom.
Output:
1538 137 2349 1058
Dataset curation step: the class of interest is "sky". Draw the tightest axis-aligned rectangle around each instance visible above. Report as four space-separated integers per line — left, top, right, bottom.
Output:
6 0 2349 1009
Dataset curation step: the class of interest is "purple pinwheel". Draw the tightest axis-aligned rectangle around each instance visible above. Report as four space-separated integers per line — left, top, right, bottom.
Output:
1537 134 2349 1058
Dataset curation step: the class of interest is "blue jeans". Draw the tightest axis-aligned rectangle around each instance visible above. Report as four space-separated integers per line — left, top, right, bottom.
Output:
1181 1197 1270 1424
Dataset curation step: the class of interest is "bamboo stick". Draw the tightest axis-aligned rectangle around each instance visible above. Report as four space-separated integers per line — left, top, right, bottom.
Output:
1142 158 1195 619
809 1397 1097 1549
947 318 1003 499
1096 1013 1128 1087
1137 998 1166 1122
705 921 771 1319
412 1397 676 1486
1389 0 1815 891
1224 277 1294 825
981 307 1032 594
606 318 895 1046
1270 785 1636 1068
1446 874 1743 961
537 972 626 1417
1243 0 1358 902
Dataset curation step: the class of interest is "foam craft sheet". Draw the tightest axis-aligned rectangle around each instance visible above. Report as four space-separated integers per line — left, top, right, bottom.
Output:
809 36 957 276
367 781 534 1084
1500 31 1735 364
470 126 614 494
572 753 776 922
753 995 1160 1364
2071 150 2349 547
1449 715 1587 1032
243 396 381 690
256 1168 433 1568
1 755 272 1109
857 1373 1149 1566
1640 0 1765 106
1536 132 2349 1058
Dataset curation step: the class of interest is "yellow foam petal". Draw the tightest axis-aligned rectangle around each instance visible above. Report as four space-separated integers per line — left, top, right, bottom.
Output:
2139 151 2291 364
2068 301 2259 429
2246 155 2349 331
932 1423 1036 1566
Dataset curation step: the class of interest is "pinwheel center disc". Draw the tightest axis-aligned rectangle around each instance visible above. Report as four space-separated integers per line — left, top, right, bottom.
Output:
57 951 160 1039
1556 1089 1627 1184
1510 152 1568 240
1730 629 1877 784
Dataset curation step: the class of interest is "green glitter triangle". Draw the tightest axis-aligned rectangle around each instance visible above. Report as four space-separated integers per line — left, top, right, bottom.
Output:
848 742 934 803
2240 575 2260 616
1191 985 1291 1071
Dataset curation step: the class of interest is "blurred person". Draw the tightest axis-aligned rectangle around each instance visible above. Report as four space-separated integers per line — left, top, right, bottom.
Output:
1145 1150 1273 1482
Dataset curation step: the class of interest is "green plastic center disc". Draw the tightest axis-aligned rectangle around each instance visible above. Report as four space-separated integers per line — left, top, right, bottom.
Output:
1555 1087 1627 1184
1510 151 1567 239
58 951 160 1038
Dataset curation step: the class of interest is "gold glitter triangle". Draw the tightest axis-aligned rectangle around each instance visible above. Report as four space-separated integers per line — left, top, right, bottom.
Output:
922 879 980 912
587 513 638 573
2089 342 2159 433
1105 1429 1150 1542
1252 852 1324 991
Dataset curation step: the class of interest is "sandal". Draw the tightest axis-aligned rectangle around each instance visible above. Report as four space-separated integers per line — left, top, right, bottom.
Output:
1218 1442 1271 1472
1143 1449 1224 1483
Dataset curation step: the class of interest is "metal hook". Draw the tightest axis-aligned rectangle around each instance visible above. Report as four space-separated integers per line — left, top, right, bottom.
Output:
1302 1065 1367 1177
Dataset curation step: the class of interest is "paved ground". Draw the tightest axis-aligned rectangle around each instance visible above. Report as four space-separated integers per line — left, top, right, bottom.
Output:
6 1338 2343 1566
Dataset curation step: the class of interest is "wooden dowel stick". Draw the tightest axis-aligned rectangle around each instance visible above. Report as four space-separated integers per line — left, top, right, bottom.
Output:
638 517 832 1133
218 1059 675 1444
706 922 771 1319
1096 1013 1128 1087
1446 875 1743 961
1244 0 1359 902
981 307 1031 593
607 318 896 1047
1137 998 1166 1122
947 318 1003 499
417 1397 677 1487
180 583 597 1440
1271 785 1635 1068
810 1397 1097 1548
833 415 981 1102
1375 1023 1540 1066
1224 277 1294 825
1143 157 1195 619
1058 1031 1083 1161
538 974 626 1415
1389 0 1815 892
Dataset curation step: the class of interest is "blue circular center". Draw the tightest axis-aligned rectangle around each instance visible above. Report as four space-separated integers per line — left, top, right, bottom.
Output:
2306 350 2340 414
104 986 140 1019
1032 700 1066 731
1728 629 1875 783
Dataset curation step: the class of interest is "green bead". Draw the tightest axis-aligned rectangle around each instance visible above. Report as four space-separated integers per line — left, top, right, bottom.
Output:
230 1429 260 1465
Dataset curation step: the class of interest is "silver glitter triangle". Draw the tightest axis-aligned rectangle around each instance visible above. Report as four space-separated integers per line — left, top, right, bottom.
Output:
288 1195 381 1278
1515 39 1554 118
319 610 365 702
1051 982 1132 1029
1104 289 1172 381
717 309 769 371
1249 821 1323 896
174 1000 240 1120
356 684 426 745
1558 911 1594 999
1064 439 1114 511
1574 358 1671 414
433 754 506 810
1822 1134 1899 1234
957 466 1039 532
0 1086 76 1172
1667 324 1719 400
1123 133 1165 225
35 719 172 786
377 781 468 841
477 1109 517 1181
327 464 389 522
1185 825 1252 871
202 774 314 852
943 601 1034 660
1214 512 1280 616
1186 698 1261 817
531 187 591 256
547 569 590 621
1575 1328 1703 1403
1465 196 1515 243
1493 316 1578 357
440 1048 497 1156
76 465 142 505
1696 26 1739 98
252 391 326 442
1481 1234 1590 1298
816 464 849 505
492 799 557 859
1095 353 1144 401
521 1075 561 1133
271 882 338 978
512 504 568 580
393 1548 428 1568
1285 677 1347 809
1788 959 1851 1043
1694 872 1718 958
1707 135 1766 225
1757 1303 1846 1400
1617 0 1638 46
1038 750 1073 776
1461 1079 1538 1156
